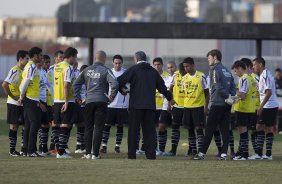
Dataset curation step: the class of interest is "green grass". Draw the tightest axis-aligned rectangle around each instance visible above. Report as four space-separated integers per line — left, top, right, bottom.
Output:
0 120 282 184
0 97 282 184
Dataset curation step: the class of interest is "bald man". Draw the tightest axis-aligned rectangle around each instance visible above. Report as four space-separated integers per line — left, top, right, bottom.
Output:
73 50 119 160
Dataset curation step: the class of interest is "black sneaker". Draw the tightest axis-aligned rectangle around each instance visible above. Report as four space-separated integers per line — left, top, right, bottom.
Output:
114 146 120 153
9 150 21 157
100 146 107 153
193 152 205 160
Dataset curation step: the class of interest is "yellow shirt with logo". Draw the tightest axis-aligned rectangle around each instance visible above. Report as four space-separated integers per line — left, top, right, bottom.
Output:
234 74 256 113
4 65 22 105
251 73 260 110
53 61 74 103
21 61 40 100
172 71 185 108
156 71 169 109
183 71 208 108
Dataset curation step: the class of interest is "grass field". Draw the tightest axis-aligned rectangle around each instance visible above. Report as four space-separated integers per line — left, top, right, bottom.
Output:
0 99 282 184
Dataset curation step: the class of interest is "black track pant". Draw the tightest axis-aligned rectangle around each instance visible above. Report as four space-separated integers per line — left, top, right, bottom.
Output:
84 102 107 156
128 109 156 160
201 105 231 155
23 98 41 154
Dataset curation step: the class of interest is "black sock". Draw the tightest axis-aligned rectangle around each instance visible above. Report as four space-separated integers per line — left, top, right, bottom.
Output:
158 130 167 152
229 130 235 153
256 130 265 157
51 127 60 150
188 128 197 154
59 127 69 155
21 128 24 151
76 127 85 150
251 132 258 154
136 128 140 150
171 124 180 154
196 129 204 154
240 132 249 158
66 127 72 149
213 130 222 154
115 126 123 147
266 132 274 156
101 125 111 147
40 127 49 152
9 129 17 153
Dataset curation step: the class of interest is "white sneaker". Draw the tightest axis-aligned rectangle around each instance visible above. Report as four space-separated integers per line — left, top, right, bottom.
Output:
248 154 262 160
81 154 91 159
136 150 145 155
91 155 101 160
278 131 282 135
262 155 273 160
218 153 227 160
65 148 71 154
75 149 83 154
81 149 86 153
156 150 163 156
56 153 72 159
233 156 247 161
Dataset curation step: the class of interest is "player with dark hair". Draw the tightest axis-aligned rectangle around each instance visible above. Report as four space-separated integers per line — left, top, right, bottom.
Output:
2 50 29 156
100 55 129 154
19 47 44 157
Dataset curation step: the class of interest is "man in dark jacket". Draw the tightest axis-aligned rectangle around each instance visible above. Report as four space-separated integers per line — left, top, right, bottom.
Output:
194 49 236 160
73 50 119 160
118 51 174 160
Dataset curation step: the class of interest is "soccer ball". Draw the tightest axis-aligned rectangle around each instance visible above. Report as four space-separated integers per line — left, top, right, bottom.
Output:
121 82 130 94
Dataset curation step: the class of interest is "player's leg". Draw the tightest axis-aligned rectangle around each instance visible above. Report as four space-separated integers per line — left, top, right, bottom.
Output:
263 108 278 160
100 108 115 153
157 110 169 155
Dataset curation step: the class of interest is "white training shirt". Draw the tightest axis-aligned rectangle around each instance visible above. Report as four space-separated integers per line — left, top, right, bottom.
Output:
162 74 174 110
238 74 249 94
39 68 48 103
4 67 21 105
258 69 279 108
108 68 129 109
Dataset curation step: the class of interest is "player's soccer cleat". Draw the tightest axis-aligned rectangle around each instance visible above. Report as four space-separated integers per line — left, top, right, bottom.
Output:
262 155 273 160
92 155 101 160
230 152 236 159
50 149 58 155
193 152 205 160
218 153 227 160
156 149 163 156
100 146 107 154
163 151 176 157
39 151 49 157
9 150 21 157
81 154 91 159
233 156 247 161
136 149 145 155
56 153 73 159
248 154 263 160
114 146 121 153
65 148 71 154
28 152 44 157
75 149 84 154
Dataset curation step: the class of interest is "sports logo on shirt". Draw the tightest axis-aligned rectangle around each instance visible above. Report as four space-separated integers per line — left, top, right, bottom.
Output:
87 70 101 79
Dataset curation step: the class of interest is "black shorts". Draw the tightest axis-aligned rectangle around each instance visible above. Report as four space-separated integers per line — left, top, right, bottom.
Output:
7 104 24 125
155 110 162 125
171 107 184 125
159 110 172 126
47 105 53 122
183 107 205 128
74 103 84 124
53 102 77 125
40 102 48 125
235 111 253 127
106 108 128 126
249 112 258 130
258 107 278 127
